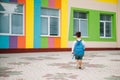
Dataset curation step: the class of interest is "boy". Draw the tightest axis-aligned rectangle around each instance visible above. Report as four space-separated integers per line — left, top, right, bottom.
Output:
72 32 85 69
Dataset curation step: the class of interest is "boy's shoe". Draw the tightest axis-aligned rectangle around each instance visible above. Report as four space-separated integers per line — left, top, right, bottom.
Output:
79 67 82 69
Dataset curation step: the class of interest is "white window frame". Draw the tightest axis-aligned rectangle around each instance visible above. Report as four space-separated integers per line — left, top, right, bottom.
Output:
100 18 112 38
40 8 60 37
73 17 88 38
0 2 24 36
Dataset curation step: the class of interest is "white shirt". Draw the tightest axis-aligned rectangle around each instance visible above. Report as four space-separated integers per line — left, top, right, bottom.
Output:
72 38 85 53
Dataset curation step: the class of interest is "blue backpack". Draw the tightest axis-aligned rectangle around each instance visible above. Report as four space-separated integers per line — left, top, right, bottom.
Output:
73 40 85 56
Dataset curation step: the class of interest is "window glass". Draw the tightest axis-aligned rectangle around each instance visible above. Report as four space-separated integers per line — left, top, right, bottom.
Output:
0 3 23 13
41 8 59 36
106 15 111 21
41 17 48 35
74 19 79 35
50 17 59 36
100 15 106 20
12 14 23 34
74 12 79 18
100 14 112 38
100 22 104 37
41 8 59 16
73 11 88 37
0 2 24 35
100 14 111 21
74 12 87 19
106 22 111 37
0 13 9 33
80 20 88 36
0 3 5 11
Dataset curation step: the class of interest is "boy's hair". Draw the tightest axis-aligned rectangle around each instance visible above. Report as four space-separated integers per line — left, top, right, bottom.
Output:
76 32 81 38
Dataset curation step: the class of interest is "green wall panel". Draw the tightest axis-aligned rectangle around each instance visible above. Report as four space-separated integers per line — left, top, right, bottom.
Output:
69 8 74 41
41 0 48 7
41 37 48 48
69 7 116 42
87 10 100 41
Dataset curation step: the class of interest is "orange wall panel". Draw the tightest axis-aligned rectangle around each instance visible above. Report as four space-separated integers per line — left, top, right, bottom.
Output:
18 0 26 48
18 0 26 4
54 38 61 48
55 0 61 8
17 36 25 48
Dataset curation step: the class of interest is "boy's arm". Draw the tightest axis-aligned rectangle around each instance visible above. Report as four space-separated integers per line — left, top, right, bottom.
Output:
72 41 76 53
82 40 86 49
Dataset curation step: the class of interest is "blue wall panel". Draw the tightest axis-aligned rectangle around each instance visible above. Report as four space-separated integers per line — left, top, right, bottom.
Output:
34 0 41 48
0 36 9 48
0 0 9 2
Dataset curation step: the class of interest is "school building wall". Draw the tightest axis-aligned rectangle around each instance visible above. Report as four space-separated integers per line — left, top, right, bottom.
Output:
0 0 120 53
68 0 120 48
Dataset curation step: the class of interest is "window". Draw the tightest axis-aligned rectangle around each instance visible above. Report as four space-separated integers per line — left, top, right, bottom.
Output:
73 11 88 37
41 8 60 36
100 14 112 38
0 2 24 35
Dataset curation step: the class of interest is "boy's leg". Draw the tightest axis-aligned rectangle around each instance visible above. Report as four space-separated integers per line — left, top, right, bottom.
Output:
78 56 83 69
76 60 79 68
75 56 79 68
79 60 82 68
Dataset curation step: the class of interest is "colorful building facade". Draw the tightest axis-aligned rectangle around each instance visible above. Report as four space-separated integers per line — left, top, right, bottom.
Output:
0 0 120 51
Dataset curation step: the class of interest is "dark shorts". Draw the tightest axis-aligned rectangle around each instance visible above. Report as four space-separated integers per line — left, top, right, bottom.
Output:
75 55 83 60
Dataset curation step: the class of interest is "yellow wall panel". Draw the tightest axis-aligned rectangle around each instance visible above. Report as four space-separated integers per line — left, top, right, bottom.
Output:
61 0 68 48
26 0 34 48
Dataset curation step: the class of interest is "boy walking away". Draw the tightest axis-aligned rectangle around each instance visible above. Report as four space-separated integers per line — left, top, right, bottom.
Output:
72 32 85 69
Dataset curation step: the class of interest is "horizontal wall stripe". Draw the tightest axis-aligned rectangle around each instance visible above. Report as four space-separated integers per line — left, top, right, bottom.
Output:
41 0 48 7
0 36 9 48
96 0 118 4
26 0 34 48
1 48 120 53
48 0 55 8
9 36 17 48
34 0 41 48
0 48 71 53
41 37 48 48
55 0 61 8
54 37 60 48
48 37 54 48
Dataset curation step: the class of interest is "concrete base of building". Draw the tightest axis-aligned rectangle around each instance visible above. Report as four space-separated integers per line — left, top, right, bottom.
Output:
0 48 120 53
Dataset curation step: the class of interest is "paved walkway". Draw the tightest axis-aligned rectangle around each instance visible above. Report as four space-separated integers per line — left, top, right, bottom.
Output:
0 51 120 80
